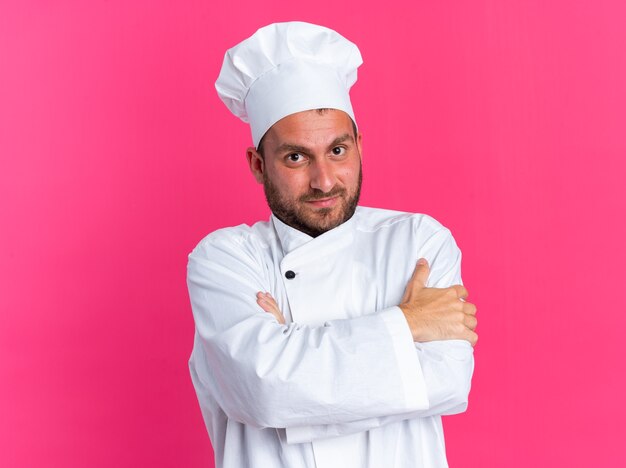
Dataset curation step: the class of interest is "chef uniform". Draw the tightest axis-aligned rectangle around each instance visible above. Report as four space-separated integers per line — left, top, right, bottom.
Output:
188 22 474 468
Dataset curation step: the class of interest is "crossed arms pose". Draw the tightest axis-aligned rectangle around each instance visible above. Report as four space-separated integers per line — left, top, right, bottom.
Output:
258 258 478 344
188 211 477 441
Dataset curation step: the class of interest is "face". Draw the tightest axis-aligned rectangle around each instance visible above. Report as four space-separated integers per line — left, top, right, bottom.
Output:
247 109 363 238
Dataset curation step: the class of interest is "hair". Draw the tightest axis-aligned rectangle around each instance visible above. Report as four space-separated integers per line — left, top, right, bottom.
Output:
256 108 358 158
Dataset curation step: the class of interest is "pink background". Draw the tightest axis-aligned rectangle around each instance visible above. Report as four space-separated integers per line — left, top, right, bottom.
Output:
1 1 625 466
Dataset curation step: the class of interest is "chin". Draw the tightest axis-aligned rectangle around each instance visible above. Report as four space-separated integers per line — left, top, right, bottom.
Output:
303 209 347 233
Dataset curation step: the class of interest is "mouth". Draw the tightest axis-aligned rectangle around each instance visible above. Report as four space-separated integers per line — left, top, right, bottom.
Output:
304 195 340 208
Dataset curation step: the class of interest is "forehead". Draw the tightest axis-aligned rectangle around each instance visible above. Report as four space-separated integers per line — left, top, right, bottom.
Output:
263 109 354 151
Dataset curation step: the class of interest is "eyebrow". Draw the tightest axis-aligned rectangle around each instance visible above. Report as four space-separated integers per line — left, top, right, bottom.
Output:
329 133 354 147
275 133 354 154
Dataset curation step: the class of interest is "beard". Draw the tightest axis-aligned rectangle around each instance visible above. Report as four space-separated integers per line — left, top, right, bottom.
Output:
263 165 362 238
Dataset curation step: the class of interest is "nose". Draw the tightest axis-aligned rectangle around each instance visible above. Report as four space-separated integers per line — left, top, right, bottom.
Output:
309 159 336 193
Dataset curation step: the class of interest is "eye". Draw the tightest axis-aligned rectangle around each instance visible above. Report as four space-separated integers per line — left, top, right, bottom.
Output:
286 153 305 163
331 146 346 156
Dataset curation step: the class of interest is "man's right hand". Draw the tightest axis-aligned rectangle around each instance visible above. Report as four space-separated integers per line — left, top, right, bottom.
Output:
399 258 478 346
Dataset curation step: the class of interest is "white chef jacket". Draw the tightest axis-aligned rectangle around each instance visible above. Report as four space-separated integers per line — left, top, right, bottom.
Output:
188 206 474 468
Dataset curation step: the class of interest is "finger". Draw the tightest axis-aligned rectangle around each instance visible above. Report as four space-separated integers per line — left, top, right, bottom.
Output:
257 292 276 303
258 299 280 315
451 285 468 299
409 258 430 289
463 314 478 331
401 259 430 303
466 330 478 347
269 309 286 324
268 311 285 324
258 301 284 323
462 301 477 316
257 291 275 298
256 292 285 324
256 296 273 312
256 292 278 312
256 293 268 308
263 293 280 310
458 326 478 346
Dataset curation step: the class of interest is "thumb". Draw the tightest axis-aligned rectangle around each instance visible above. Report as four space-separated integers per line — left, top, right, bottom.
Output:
411 258 430 289
402 258 430 302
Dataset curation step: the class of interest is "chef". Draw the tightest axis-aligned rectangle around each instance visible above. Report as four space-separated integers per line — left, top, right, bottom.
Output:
188 21 478 468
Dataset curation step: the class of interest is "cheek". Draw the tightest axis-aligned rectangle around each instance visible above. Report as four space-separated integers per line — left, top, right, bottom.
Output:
338 164 361 186
269 171 308 197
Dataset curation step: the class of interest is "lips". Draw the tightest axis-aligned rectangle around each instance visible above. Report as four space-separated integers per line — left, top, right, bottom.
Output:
305 196 339 208
301 188 345 202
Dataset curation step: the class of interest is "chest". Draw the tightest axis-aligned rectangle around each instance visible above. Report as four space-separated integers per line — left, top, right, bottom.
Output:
265 234 416 326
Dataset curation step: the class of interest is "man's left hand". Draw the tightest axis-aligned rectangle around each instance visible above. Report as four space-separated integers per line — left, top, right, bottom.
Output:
256 292 286 324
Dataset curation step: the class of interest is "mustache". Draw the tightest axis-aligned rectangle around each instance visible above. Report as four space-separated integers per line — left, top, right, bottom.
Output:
299 187 346 202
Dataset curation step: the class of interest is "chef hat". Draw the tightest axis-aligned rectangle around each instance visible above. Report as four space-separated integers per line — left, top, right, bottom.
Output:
215 21 363 147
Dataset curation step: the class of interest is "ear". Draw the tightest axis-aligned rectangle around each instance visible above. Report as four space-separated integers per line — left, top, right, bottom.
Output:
246 147 265 184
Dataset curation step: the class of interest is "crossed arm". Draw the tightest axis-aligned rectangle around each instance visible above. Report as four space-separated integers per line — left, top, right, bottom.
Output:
188 232 477 442
255 259 477 443
257 258 478 346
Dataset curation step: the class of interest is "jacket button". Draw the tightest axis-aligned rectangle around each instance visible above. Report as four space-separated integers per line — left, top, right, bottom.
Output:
285 270 296 279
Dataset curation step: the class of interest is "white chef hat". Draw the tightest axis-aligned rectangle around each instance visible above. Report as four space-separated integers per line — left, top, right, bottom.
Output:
215 21 363 147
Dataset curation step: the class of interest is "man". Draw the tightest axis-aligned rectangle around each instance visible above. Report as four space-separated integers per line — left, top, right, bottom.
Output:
188 22 477 468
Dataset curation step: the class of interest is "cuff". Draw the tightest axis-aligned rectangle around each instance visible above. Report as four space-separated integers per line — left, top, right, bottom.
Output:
285 425 313 445
379 306 430 411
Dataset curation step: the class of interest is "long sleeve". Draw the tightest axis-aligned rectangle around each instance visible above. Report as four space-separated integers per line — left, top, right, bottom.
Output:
187 230 430 430
284 227 475 444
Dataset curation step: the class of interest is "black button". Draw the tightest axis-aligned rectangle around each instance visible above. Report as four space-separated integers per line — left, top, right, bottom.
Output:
285 270 296 279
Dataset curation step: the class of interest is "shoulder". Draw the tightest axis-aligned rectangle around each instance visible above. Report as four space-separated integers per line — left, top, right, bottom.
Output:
189 219 274 263
354 206 461 285
354 206 452 240
351 207 462 286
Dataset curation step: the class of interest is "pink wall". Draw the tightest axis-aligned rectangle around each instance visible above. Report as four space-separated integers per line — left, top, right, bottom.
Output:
1 1 625 466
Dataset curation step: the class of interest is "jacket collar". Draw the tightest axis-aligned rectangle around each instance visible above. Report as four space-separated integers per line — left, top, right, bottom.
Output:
271 208 359 257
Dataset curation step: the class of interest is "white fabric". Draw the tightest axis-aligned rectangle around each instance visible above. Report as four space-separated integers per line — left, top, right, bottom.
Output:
188 206 474 468
215 22 362 146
